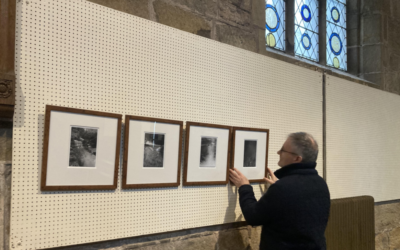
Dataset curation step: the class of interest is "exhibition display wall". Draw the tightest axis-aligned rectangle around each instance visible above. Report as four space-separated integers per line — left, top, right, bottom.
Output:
12 0 322 249
326 76 400 202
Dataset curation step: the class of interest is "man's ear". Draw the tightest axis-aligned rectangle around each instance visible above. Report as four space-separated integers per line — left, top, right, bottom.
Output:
295 155 302 163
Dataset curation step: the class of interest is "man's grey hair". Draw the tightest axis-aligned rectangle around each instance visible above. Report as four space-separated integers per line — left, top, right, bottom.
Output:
288 132 319 163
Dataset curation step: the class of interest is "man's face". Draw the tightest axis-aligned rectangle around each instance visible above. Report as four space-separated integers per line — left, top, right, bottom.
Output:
277 138 301 167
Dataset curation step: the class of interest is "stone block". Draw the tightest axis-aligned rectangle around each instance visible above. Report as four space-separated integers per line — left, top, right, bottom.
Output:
363 72 383 86
383 15 388 42
0 162 12 250
362 14 382 45
249 226 262 250
258 28 266 54
387 19 400 52
390 0 400 18
381 45 399 71
375 202 400 234
243 0 252 12
388 52 400 71
88 0 149 19
375 233 389 250
389 227 400 250
362 45 382 73
154 0 212 38
347 28 359 47
172 0 217 17
347 47 360 75
217 228 250 250
382 0 391 15
126 232 218 250
361 0 382 14
229 0 252 12
216 23 257 52
347 0 359 13
347 13 360 30
381 45 388 71
0 121 12 162
384 71 400 95
252 0 265 28
219 0 251 27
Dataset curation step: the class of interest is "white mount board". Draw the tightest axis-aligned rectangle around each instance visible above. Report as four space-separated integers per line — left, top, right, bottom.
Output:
11 0 323 249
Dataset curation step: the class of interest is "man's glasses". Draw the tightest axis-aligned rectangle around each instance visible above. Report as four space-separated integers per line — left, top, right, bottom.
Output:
278 147 298 155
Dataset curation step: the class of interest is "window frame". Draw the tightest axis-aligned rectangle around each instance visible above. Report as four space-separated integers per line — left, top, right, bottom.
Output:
265 0 347 71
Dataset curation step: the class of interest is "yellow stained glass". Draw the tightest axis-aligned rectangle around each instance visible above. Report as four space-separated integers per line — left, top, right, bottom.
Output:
266 33 277 48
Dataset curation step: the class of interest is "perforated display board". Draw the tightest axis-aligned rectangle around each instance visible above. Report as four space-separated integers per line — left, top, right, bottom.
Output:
11 0 323 248
326 75 400 202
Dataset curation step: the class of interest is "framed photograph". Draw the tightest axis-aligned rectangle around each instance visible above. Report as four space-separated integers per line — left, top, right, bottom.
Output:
183 122 232 186
122 116 183 188
231 127 269 183
41 105 122 191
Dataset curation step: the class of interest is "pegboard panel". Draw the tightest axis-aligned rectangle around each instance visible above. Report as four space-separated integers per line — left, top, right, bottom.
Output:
11 0 323 249
326 75 400 202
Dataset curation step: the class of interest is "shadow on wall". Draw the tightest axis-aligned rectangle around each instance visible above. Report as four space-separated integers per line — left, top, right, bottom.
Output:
217 184 249 250
216 183 269 250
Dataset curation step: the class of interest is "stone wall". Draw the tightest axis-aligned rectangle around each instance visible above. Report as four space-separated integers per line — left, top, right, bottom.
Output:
1 0 399 249
50 224 262 250
381 0 400 94
348 0 400 94
375 201 400 250
0 120 12 250
88 0 265 54
88 0 400 95
21 200 398 250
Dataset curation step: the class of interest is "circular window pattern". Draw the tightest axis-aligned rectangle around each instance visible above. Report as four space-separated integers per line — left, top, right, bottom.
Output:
301 33 311 50
333 57 340 68
266 33 276 48
265 4 280 32
301 5 312 22
331 7 340 23
329 33 342 55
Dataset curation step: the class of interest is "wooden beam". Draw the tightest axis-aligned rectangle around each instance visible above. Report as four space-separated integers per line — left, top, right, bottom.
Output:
0 0 16 119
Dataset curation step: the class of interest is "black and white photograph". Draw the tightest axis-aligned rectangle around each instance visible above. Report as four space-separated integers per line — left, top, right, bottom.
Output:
41 105 122 191
200 137 217 167
143 132 165 167
243 140 257 167
69 126 98 167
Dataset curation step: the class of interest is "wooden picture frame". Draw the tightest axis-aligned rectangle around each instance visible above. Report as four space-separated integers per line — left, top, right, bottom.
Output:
41 105 122 191
183 122 232 186
231 127 269 183
122 115 183 189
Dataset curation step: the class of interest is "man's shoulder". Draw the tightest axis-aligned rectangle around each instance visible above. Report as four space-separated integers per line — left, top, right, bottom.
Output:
273 173 329 193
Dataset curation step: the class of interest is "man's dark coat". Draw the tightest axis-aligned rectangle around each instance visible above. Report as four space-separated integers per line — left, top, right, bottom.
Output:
238 162 331 250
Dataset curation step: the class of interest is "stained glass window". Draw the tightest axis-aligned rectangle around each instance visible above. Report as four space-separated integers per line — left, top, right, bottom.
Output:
265 0 285 51
295 0 319 62
326 0 347 71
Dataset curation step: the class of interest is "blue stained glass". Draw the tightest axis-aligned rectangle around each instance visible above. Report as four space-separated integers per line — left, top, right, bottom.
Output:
331 7 340 23
326 0 347 71
265 0 285 51
266 5 280 32
295 0 319 62
301 5 312 22
329 33 343 55
301 33 312 50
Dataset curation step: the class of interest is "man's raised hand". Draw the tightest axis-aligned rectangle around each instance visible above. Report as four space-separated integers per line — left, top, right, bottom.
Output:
264 167 278 185
229 168 250 188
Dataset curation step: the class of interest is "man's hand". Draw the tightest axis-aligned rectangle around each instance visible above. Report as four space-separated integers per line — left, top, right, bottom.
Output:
263 167 278 185
229 168 250 188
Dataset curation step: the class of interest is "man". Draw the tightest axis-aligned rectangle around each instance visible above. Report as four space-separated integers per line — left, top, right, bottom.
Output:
229 132 330 250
